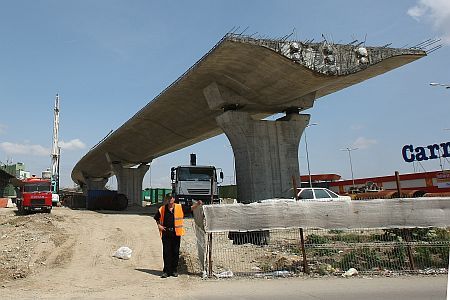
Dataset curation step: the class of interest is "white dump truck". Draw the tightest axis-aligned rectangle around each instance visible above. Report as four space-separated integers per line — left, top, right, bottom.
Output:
171 154 223 206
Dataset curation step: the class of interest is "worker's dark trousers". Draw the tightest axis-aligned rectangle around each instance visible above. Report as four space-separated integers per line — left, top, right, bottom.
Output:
162 232 181 275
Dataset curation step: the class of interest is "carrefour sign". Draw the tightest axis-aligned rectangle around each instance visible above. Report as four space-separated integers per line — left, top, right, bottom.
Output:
402 142 450 162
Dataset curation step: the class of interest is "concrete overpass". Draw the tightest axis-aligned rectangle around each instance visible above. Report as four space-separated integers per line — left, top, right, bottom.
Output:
71 34 426 204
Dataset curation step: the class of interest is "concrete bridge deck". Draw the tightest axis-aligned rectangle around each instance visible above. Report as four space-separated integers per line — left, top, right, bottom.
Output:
71 34 426 203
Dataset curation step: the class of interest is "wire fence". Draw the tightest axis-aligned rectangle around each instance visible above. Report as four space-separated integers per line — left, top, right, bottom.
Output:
181 223 449 278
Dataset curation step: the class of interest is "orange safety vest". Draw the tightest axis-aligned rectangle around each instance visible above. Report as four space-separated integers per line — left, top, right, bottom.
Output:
159 204 185 237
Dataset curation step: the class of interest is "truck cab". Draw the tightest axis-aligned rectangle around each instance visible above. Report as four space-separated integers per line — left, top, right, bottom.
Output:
16 177 53 213
171 165 223 206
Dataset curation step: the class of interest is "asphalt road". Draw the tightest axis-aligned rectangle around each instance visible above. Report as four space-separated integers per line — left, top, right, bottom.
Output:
183 276 448 300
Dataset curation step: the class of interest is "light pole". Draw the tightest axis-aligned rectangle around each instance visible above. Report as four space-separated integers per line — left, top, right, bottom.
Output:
341 147 358 187
232 151 236 185
149 163 152 189
430 82 450 89
431 84 450 169
441 129 450 170
226 144 236 185
304 123 318 188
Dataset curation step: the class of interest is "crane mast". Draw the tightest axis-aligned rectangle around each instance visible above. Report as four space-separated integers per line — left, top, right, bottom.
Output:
51 94 60 194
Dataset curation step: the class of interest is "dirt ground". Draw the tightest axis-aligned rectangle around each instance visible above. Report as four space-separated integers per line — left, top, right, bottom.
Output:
0 205 200 299
0 206 447 300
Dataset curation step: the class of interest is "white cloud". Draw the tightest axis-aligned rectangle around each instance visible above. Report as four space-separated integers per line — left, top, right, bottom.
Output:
408 5 427 19
0 142 50 156
350 124 364 131
352 137 377 150
59 139 86 150
0 124 6 134
408 0 450 44
153 176 170 188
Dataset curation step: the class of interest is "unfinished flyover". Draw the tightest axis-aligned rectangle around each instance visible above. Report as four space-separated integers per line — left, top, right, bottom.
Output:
71 33 427 205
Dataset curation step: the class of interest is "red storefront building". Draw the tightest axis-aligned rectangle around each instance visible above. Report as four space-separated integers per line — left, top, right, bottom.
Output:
300 170 450 196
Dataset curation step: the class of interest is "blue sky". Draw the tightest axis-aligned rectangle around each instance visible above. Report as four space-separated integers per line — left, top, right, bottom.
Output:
0 0 449 188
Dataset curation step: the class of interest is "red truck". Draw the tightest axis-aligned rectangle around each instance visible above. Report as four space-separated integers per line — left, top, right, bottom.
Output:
16 177 53 213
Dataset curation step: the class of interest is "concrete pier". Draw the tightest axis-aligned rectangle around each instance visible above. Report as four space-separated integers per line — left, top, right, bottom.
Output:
81 177 108 195
216 110 309 203
111 163 149 206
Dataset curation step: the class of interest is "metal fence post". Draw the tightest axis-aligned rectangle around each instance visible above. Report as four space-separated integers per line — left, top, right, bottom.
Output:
403 228 416 271
208 233 213 276
395 171 402 197
299 228 309 274
292 176 298 200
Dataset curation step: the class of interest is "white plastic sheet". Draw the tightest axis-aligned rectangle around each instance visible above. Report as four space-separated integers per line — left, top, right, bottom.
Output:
201 198 450 232
113 246 132 260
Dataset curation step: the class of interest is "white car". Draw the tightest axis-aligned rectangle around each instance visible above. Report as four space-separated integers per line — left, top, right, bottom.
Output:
259 188 350 203
296 188 351 201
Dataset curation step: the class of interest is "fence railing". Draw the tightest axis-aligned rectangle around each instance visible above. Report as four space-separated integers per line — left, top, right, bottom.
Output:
180 198 450 277
181 224 449 277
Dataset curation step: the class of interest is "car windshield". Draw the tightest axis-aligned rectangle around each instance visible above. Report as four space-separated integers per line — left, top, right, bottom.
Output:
23 182 51 192
177 168 213 181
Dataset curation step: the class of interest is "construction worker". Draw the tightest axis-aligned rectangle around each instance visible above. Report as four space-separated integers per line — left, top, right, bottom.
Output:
154 194 202 278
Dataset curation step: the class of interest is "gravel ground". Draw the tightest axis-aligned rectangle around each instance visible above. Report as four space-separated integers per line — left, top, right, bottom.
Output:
0 209 69 284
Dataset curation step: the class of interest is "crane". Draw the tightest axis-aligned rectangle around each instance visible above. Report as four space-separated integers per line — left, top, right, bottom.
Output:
51 93 60 194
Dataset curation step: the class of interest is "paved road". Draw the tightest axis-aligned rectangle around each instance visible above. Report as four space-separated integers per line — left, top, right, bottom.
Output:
183 276 447 300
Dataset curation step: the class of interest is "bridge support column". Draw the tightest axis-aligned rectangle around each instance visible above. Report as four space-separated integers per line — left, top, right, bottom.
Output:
81 177 108 195
216 111 309 203
111 163 149 206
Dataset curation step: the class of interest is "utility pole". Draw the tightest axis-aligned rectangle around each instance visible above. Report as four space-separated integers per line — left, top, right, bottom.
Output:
51 94 60 194
341 147 358 187
304 123 318 188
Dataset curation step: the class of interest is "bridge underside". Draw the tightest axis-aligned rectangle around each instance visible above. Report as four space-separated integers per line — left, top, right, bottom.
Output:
72 34 426 204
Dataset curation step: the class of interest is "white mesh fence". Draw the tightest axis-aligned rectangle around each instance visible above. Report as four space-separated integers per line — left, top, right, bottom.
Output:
207 228 449 277
180 198 450 277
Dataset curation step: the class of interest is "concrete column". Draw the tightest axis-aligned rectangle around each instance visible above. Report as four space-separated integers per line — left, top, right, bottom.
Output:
81 177 108 195
216 111 309 203
111 163 149 206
